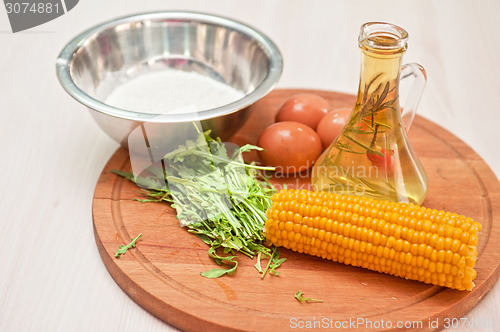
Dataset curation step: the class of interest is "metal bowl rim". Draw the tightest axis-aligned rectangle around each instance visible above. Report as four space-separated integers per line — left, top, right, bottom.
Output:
55 11 283 123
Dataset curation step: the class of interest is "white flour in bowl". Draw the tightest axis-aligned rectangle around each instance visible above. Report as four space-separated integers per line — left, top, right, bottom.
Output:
105 70 245 114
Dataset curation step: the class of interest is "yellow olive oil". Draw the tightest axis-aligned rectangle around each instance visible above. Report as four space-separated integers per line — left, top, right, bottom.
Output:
312 23 428 204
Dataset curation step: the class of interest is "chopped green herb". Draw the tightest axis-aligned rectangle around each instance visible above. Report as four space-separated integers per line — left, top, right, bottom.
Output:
261 247 286 279
200 247 238 278
254 252 263 273
115 233 142 258
112 131 282 278
294 291 323 303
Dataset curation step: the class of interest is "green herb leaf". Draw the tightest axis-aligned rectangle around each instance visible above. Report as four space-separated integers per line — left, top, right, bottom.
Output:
294 291 323 303
207 247 237 264
269 257 287 276
114 233 142 258
254 252 263 273
201 247 239 278
111 169 135 181
238 144 264 153
112 130 281 277
261 247 286 279
201 264 237 278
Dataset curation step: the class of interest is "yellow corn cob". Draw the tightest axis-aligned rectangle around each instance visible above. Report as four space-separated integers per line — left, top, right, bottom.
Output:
264 189 481 291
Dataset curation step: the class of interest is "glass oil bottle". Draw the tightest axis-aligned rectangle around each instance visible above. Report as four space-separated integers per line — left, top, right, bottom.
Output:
312 22 428 204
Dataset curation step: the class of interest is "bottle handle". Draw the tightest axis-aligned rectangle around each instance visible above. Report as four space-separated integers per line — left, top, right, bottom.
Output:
400 63 427 132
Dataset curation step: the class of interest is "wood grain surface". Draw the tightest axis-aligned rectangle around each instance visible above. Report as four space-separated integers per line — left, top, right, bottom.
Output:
92 89 500 331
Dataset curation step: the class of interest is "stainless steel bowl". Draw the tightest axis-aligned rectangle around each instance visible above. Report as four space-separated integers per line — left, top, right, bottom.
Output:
56 11 282 145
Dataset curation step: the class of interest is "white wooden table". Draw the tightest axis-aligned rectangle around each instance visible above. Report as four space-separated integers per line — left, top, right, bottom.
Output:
1 0 499 331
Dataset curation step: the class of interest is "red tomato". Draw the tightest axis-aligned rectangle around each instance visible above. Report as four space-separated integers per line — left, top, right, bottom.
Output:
316 108 352 149
257 121 322 174
275 94 330 130
367 148 394 173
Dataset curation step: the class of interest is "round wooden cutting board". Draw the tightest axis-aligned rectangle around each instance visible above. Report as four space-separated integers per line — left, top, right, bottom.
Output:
93 89 500 332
